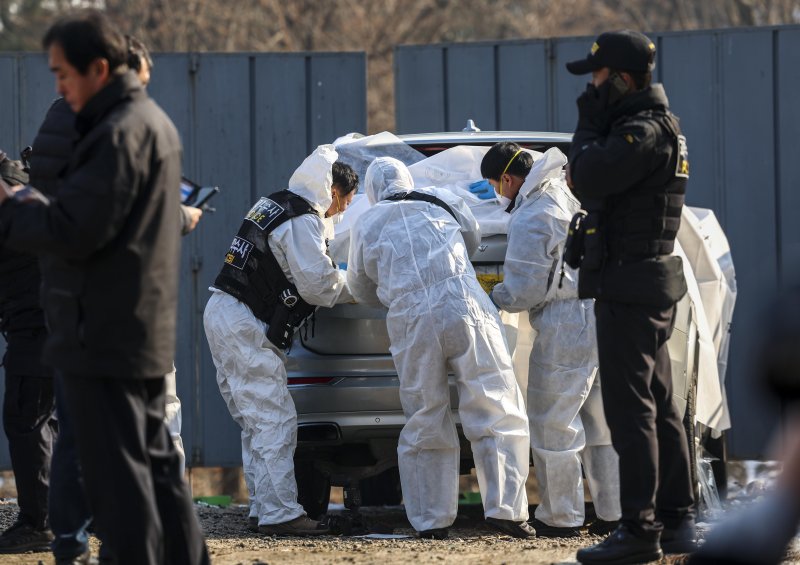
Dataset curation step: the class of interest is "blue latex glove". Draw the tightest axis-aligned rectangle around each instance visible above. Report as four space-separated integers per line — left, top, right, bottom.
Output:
469 179 492 194
338 262 347 270
469 179 496 199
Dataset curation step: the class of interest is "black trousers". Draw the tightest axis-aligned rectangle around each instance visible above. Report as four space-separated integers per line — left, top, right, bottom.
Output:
60 374 208 565
594 300 695 537
2 372 56 530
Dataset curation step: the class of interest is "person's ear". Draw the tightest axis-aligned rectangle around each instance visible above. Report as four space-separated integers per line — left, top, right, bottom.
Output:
90 58 110 82
620 71 635 91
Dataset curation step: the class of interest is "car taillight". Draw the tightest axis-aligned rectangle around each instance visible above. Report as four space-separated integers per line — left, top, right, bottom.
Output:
287 377 337 385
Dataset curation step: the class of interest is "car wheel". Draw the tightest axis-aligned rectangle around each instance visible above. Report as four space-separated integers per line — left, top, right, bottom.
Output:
359 467 402 507
295 463 331 519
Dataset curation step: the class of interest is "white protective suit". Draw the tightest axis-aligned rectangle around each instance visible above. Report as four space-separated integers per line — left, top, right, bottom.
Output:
203 145 352 525
347 157 531 532
490 148 621 528
163 364 185 476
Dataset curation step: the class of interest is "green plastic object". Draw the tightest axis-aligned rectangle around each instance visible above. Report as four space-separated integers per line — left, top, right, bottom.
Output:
193 495 232 507
458 491 482 505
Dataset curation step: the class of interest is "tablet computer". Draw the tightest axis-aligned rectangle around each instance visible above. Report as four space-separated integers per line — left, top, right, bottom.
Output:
181 177 220 209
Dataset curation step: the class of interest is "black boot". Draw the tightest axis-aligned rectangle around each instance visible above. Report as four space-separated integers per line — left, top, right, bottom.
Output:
661 518 698 554
0 520 54 553
588 519 620 537
576 524 663 564
485 517 536 538
418 528 448 540
530 517 581 538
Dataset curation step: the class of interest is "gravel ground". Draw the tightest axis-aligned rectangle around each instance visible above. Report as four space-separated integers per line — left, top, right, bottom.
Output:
0 498 798 564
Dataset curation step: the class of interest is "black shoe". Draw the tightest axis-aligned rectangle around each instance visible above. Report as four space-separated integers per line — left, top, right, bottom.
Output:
248 516 259 532
258 515 330 536
576 524 662 564
0 520 54 553
530 517 581 538
55 549 99 565
418 528 448 540
485 517 536 539
588 519 620 537
661 519 698 554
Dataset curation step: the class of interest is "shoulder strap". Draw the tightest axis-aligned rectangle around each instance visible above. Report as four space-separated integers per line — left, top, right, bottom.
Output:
385 191 458 222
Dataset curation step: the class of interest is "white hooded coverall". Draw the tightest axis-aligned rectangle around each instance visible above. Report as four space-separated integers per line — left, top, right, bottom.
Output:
347 157 531 532
490 148 621 528
203 145 352 525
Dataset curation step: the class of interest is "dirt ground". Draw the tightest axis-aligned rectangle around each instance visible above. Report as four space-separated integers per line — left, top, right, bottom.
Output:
0 497 798 565
0 464 797 564
0 498 668 565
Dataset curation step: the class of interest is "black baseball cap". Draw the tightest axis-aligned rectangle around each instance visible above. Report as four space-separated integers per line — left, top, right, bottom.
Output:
566 30 656 75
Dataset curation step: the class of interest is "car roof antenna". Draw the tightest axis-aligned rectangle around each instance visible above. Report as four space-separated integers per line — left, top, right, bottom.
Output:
462 119 481 132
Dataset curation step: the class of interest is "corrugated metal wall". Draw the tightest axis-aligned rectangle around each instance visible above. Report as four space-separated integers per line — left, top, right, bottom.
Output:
0 52 366 468
395 25 800 459
0 25 795 470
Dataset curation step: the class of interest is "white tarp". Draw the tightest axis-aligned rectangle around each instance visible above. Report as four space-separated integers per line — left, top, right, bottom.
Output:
332 135 735 434
676 207 737 434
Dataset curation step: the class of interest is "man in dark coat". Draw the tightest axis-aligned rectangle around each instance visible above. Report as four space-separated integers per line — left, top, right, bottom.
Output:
565 31 696 564
0 155 56 554
0 11 208 564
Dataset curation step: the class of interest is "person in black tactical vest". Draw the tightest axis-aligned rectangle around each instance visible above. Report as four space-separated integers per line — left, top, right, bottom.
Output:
564 31 696 564
0 155 57 554
203 147 357 536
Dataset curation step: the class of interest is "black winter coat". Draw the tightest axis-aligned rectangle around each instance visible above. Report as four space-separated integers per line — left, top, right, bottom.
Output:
29 98 77 198
0 71 182 378
0 152 49 376
569 84 688 308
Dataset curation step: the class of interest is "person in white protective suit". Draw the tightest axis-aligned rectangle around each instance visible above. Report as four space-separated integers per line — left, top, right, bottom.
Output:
347 157 535 540
203 146 357 536
481 142 621 537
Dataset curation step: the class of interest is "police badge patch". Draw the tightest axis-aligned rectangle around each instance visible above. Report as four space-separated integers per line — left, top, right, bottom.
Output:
225 236 254 270
675 135 689 178
245 197 285 230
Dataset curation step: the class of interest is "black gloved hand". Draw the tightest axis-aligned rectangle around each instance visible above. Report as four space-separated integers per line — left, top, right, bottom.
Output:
576 82 611 132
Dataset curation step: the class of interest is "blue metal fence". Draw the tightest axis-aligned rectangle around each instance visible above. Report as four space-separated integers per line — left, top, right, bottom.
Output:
395 25 800 459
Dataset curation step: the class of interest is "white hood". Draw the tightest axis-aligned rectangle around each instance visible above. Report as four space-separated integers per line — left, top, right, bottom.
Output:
364 157 414 205
518 147 568 200
287 144 338 215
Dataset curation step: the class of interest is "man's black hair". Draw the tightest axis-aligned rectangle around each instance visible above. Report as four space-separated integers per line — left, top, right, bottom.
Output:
611 69 652 91
42 10 128 75
332 161 359 195
480 142 534 181
126 35 153 73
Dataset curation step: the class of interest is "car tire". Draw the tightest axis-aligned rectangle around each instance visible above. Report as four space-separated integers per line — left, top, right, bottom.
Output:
359 467 402 507
295 464 331 519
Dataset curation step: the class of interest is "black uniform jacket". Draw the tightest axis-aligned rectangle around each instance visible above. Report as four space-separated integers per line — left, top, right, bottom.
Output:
569 84 688 307
0 71 182 378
